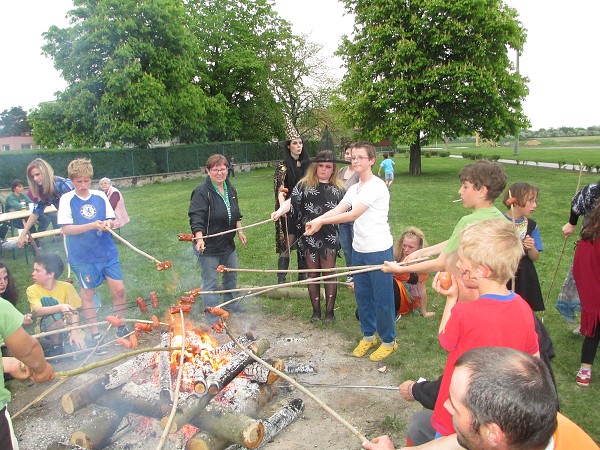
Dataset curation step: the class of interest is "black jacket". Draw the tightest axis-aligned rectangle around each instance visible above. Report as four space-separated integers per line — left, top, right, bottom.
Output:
188 178 242 256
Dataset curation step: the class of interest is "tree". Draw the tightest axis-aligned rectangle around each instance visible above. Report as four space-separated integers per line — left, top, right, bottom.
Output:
0 106 32 137
185 0 299 142
338 0 530 174
35 0 212 148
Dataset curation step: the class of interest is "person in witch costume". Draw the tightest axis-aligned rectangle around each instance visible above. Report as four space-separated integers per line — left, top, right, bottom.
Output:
272 116 310 284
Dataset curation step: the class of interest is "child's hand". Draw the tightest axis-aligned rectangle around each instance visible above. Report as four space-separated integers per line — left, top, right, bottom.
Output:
381 261 402 273
2 357 31 380
522 235 534 250
433 271 458 298
59 304 77 315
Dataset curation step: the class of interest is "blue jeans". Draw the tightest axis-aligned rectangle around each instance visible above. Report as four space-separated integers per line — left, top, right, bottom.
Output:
197 250 239 324
353 246 396 343
338 222 354 267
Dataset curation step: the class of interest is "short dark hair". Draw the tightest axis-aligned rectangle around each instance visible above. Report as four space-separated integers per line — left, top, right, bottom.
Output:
34 253 65 279
205 154 229 170
11 179 24 191
456 347 558 448
459 160 507 201
352 141 376 159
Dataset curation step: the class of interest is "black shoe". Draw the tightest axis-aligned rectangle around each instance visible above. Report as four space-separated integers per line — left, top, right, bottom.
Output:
116 325 130 338
45 344 64 357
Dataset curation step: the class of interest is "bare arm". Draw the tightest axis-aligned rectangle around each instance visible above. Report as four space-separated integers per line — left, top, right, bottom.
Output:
4 327 55 382
382 252 447 274
305 202 365 235
405 241 448 262
16 213 40 247
432 272 459 334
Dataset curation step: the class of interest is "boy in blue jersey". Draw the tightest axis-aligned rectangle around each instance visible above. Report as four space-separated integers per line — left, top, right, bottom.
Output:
58 159 128 342
377 153 395 189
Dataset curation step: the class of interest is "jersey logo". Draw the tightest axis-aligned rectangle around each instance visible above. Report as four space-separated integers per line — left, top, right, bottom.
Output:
80 203 97 220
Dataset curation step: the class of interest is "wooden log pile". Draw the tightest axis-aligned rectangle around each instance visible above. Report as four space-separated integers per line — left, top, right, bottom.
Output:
60 331 303 449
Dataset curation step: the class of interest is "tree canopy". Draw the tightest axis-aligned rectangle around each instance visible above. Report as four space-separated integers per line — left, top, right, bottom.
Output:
29 0 334 149
0 106 31 137
338 0 530 174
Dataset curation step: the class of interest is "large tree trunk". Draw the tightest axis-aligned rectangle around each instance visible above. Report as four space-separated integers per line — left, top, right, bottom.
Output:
409 132 422 175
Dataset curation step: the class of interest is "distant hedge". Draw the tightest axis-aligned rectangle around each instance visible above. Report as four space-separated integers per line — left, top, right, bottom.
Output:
0 141 321 189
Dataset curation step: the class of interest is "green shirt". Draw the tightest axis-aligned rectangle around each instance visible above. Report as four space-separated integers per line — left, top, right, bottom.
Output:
0 297 24 405
443 207 504 254
4 192 31 212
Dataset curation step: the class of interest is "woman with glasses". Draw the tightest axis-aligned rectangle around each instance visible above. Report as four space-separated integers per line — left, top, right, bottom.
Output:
189 155 247 325
273 135 310 283
305 142 397 361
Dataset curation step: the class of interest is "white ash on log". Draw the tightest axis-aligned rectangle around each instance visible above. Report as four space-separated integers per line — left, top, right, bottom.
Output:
207 339 270 395
208 333 255 358
104 350 156 389
95 382 164 418
213 377 279 417
158 331 173 403
243 359 284 385
224 398 305 450
68 405 123 449
283 358 317 374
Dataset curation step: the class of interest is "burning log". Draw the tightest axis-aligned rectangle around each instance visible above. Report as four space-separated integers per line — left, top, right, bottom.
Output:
68 405 123 449
96 382 164 418
61 351 158 415
162 338 270 433
224 398 305 450
206 339 270 395
158 331 173 403
243 359 284 385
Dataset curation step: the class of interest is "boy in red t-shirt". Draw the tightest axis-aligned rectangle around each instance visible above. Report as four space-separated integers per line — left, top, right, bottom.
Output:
430 218 540 437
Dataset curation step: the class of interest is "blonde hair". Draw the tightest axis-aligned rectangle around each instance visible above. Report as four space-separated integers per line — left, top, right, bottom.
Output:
26 158 56 200
394 226 428 261
458 219 523 283
298 150 344 190
67 158 94 180
503 182 539 209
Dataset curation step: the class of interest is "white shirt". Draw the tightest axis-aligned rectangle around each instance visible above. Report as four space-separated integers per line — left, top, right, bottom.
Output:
342 176 393 253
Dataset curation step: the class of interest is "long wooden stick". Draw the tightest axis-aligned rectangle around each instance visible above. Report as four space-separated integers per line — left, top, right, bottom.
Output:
192 217 273 240
224 325 368 446
108 227 160 263
220 263 387 274
217 257 429 307
201 256 430 296
24 318 168 341
54 346 182 378
157 310 186 450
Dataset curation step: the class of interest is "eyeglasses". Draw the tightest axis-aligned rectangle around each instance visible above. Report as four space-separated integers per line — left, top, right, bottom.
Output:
209 168 228 173
351 156 371 161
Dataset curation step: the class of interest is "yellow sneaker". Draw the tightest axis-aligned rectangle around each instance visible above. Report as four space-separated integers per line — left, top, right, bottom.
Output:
369 341 398 361
352 337 380 358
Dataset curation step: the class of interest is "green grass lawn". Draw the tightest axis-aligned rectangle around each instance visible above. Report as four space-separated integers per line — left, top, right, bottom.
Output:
5 157 599 443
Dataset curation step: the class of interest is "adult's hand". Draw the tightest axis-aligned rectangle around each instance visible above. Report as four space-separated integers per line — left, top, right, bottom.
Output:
399 380 416 401
363 435 395 450
304 219 322 236
30 362 55 383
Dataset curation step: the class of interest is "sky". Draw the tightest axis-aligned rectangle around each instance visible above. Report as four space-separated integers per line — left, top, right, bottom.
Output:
1 0 598 130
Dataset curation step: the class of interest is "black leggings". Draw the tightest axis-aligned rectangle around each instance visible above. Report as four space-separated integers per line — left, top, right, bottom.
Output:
581 324 600 365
